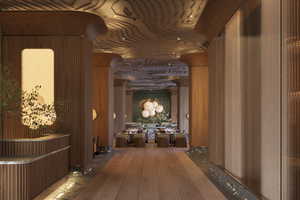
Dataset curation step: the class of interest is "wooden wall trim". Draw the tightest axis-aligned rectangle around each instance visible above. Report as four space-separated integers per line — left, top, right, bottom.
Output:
0 134 70 157
0 147 69 200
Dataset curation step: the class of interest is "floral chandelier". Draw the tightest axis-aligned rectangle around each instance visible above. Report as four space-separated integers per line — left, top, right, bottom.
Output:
141 99 164 118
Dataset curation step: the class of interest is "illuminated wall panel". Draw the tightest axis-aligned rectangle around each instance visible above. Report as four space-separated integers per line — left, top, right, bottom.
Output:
22 49 54 104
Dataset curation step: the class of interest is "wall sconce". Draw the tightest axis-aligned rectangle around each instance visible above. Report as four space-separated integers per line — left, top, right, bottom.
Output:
186 113 190 120
113 113 117 120
92 109 98 120
124 114 128 119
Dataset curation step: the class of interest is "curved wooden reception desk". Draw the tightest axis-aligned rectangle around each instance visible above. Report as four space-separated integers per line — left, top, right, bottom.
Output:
0 134 70 200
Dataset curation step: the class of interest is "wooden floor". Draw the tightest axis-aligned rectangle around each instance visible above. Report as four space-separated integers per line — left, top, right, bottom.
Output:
74 148 226 200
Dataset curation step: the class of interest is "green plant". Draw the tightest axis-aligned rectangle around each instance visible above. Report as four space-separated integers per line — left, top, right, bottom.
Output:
0 67 67 132
0 67 22 112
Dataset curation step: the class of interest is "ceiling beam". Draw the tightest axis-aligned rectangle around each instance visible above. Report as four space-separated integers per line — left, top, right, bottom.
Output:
195 0 243 44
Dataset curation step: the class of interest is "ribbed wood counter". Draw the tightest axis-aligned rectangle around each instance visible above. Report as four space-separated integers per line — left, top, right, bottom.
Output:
0 134 70 200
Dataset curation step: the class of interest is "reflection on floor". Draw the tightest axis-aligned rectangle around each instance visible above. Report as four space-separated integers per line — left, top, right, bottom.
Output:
187 147 260 200
36 147 226 200
34 153 115 200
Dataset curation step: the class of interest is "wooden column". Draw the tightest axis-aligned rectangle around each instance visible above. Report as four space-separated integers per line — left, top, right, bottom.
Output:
126 90 133 122
181 53 209 147
170 87 179 123
208 35 225 168
114 79 127 133
178 80 189 134
224 11 243 178
93 53 119 150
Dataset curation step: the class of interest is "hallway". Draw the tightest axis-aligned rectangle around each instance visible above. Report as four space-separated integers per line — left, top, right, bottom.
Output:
72 148 225 200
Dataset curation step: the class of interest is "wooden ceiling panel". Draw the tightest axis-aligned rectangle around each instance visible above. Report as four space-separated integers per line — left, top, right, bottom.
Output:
0 0 208 59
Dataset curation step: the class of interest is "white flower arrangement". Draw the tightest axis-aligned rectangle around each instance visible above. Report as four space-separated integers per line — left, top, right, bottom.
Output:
21 85 57 130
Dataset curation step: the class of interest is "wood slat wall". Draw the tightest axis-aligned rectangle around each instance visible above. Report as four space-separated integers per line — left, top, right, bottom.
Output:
240 1 262 193
282 0 300 199
0 135 69 157
0 147 69 200
2 35 93 169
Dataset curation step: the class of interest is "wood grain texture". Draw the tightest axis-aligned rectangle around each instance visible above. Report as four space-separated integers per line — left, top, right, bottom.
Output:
0 0 208 59
240 1 262 193
0 135 69 157
170 88 179 123
93 53 120 147
2 35 94 169
74 148 226 200
125 91 133 122
224 11 243 178
189 67 209 147
114 82 127 134
282 0 300 199
260 0 282 199
181 53 209 147
208 35 225 168
0 147 69 200
0 11 107 40
207 1 282 197
195 0 242 44
178 86 189 133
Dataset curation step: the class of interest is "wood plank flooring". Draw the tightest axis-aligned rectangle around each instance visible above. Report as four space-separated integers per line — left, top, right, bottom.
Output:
74 148 226 200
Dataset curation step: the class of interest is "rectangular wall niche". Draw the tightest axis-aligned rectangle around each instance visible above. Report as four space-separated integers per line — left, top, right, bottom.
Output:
22 49 54 104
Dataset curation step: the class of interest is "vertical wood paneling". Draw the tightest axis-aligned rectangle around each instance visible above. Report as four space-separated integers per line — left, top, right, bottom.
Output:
208 35 225 168
224 11 243 178
92 54 116 148
178 86 189 134
2 36 93 169
283 0 300 199
93 66 110 146
260 0 282 199
170 88 178 123
114 82 127 134
125 91 133 122
190 66 208 147
240 1 262 193
0 148 69 200
181 53 209 147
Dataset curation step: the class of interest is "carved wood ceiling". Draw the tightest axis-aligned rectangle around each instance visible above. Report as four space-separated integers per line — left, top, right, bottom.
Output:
0 0 207 59
112 58 188 90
